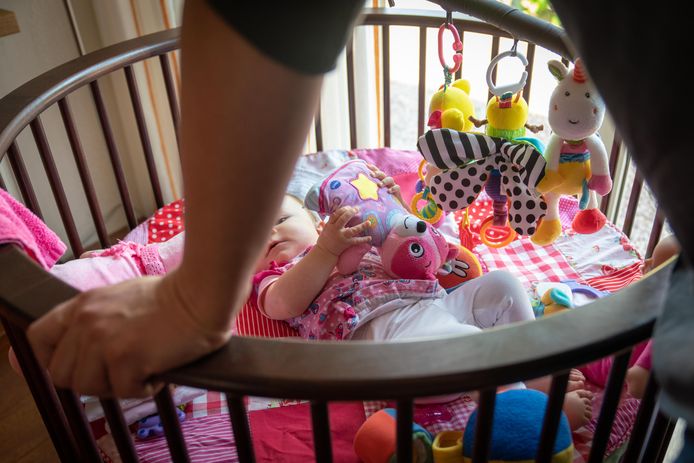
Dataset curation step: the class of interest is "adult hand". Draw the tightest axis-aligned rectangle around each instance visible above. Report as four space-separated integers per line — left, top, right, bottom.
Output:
27 272 234 398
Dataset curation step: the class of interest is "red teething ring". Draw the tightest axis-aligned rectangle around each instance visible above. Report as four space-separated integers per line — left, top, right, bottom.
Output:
438 23 463 73
479 216 517 248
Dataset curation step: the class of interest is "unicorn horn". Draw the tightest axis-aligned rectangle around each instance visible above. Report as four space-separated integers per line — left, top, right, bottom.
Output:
573 58 587 83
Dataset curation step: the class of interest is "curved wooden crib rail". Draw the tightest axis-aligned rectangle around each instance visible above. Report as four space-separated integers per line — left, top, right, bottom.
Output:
0 4 677 463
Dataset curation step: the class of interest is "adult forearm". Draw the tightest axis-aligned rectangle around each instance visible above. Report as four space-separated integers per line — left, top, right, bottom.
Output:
174 1 323 329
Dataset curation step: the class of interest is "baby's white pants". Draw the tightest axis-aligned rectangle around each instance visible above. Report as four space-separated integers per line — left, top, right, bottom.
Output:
351 271 534 341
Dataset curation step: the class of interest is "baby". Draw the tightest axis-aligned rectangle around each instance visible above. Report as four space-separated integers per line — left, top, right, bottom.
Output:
253 169 592 429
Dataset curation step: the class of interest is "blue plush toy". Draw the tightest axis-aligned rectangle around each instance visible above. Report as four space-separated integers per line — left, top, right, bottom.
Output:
462 389 573 463
136 407 186 440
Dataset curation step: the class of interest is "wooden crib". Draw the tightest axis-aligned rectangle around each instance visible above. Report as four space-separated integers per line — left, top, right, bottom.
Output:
0 4 677 463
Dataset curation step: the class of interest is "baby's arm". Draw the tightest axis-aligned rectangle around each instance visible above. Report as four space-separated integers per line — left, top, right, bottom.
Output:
626 340 652 399
262 206 371 320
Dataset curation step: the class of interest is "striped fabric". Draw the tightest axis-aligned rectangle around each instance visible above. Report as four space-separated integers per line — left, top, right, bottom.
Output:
417 129 547 236
417 129 499 169
234 300 299 338
132 414 238 463
416 129 546 188
586 261 643 292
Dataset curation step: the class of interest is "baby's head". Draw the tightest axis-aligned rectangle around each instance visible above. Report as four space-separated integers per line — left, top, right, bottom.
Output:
255 195 320 272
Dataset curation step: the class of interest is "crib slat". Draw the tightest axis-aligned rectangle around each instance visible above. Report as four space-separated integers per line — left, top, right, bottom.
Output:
523 43 536 105
587 349 631 463
8 141 43 219
488 36 500 102
535 371 569 463
315 97 324 152
655 417 677 463
641 411 676 463
89 80 137 229
311 401 333 463
0 317 81 462
418 26 427 137
472 387 497 463
346 37 357 149
159 53 180 146
658 420 677 463
101 398 140 463
154 386 190 463
622 168 644 238
600 133 622 213
58 97 110 248
382 25 391 147
646 207 665 258
56 388 103 462
226 394 255 463
30 117 84 257
124 65 164 208
396 399 413 463
622 373 660 462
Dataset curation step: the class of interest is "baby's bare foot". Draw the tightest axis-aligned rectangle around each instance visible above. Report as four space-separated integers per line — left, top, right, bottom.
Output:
567 369 586 392
563 389 594 430
526 369 585 394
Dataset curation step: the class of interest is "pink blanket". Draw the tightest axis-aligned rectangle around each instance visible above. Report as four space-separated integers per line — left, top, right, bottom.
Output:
0 188 65 269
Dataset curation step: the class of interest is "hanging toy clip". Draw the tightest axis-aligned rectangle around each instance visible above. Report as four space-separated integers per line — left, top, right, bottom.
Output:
486 39 529 97
438 12 463 75
411 160 443 224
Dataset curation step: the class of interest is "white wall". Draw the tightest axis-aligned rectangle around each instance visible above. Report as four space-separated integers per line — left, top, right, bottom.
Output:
0 0 184 258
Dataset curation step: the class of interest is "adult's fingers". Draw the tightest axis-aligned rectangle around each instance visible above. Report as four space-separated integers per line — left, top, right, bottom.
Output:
47 323 83 388
71 337 111 396
106 346 153 398
27 298 76 369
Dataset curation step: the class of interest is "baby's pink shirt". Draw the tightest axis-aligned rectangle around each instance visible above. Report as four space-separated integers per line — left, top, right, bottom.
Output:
253 247 446 340
579 340 652 388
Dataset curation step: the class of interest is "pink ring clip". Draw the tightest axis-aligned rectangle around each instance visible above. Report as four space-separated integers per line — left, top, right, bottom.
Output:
438 23 463 73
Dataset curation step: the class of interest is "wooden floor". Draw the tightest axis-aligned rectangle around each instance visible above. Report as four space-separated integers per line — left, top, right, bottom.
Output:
0 334 58 463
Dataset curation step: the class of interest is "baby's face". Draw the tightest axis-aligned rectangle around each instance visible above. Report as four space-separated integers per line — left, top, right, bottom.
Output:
255 196 319 272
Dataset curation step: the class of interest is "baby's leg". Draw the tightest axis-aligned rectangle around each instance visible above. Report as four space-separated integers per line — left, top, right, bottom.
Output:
526 371 593 430
442 271 535 329
352 302 482 404
353 300 482 341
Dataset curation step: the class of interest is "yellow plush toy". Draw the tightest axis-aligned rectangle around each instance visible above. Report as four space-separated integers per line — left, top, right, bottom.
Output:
416 78 476 222
470 92 543 140
427 79 475 132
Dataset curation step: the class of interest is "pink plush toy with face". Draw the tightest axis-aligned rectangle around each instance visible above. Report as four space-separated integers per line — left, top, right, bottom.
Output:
305 160 458 280
380 215 457 280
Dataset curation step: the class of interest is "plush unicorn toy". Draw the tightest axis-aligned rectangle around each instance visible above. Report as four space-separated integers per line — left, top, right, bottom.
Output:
532 58 612 246
305 160 458 280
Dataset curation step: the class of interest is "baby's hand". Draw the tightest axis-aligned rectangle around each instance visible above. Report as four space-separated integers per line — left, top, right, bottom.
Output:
366 163 410 212
316 206 372 257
